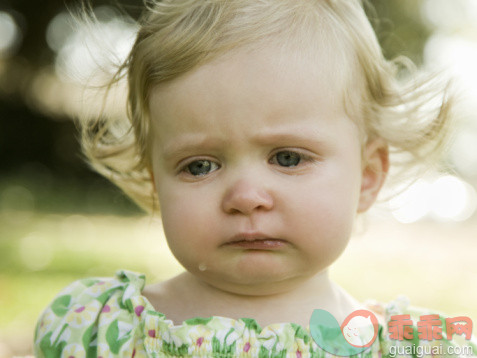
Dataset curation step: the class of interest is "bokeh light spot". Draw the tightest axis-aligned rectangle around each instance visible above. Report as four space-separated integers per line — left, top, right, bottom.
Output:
431 175 477 221
60 214 97 243
389 176 477 223
450 130 477 177
19 234 54 271
54 6 137 84
46 11 74 53
389 180 431 224
1 185 35 212
0 11 20 57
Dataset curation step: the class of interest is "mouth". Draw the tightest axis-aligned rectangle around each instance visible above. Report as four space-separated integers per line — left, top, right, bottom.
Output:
223 233 288 250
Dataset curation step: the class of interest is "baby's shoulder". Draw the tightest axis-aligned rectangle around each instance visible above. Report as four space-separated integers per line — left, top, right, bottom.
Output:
34 270 152 357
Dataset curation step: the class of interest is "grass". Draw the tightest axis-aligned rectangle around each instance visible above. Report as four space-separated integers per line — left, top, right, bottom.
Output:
1 210 476 356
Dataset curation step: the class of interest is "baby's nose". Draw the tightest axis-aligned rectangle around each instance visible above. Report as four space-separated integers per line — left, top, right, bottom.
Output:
221 178 274 215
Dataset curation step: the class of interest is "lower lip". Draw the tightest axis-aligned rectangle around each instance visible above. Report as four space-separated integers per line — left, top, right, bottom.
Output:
225 239 287 250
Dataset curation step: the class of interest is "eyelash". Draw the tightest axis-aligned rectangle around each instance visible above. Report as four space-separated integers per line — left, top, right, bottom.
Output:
268 150 315 167
177 150 316 177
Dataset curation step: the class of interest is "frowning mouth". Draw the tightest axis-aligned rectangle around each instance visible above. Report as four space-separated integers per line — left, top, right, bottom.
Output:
223 233 288 250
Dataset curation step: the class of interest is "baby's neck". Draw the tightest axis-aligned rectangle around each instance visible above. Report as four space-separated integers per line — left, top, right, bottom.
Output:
143 271 360 328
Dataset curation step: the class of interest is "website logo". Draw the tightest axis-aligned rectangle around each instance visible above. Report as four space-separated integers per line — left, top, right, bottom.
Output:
388 314 472 341
310 309 473 357
310 309 379 356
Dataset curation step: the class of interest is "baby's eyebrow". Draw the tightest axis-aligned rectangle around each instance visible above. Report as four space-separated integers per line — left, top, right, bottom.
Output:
250 131 329 148
159 131 330 161
160 135 227 161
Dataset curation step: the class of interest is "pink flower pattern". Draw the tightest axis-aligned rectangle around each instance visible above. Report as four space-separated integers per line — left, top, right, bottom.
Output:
135 305 145 317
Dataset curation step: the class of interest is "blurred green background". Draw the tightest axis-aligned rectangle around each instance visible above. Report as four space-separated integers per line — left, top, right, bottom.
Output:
1 0 477 356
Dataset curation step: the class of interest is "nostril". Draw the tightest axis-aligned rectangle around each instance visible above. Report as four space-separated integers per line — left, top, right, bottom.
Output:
222 183 273 215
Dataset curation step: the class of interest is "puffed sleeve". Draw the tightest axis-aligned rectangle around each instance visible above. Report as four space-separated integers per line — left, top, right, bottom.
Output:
33 270 151 358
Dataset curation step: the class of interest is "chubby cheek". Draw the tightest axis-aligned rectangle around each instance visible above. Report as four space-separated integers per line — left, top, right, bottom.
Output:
157 182 220 264
281 175 359 264
291 201 352 269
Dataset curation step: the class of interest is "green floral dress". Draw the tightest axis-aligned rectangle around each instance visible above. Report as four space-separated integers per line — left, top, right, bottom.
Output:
34 270 476 357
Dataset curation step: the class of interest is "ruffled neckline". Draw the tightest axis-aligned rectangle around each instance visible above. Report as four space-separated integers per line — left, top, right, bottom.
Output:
114 270 389 356
117 269 391 331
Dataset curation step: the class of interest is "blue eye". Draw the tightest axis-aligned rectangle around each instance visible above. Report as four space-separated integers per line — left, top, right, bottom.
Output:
185 160 219 176
274 151 301 167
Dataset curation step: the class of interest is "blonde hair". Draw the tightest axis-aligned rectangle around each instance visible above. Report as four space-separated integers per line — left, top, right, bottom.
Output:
80 0 454 213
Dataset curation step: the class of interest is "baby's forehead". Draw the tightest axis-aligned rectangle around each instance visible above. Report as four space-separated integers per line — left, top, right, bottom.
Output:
152 37 355 101
151 40 351 101
148 36 362 124
147 40 364 149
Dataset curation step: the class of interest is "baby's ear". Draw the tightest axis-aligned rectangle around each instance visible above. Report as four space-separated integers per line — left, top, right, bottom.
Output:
357 138 389 213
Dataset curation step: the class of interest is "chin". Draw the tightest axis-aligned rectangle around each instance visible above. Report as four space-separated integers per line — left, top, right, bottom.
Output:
213 278 299 296
205 265 312 296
